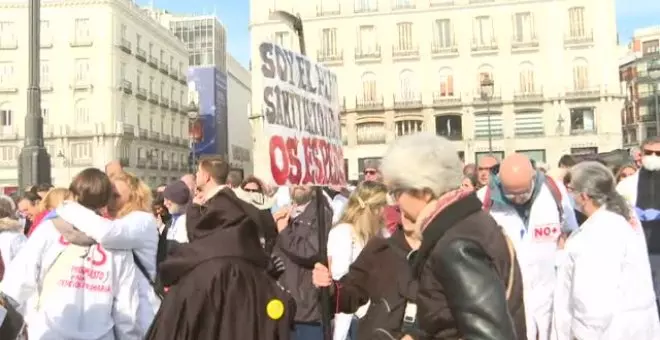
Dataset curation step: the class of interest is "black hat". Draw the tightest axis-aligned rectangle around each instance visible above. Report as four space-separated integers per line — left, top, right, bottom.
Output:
163 180 190 206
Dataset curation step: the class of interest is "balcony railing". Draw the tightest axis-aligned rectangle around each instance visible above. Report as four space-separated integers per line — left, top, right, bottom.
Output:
392 45 419 59
118 38 132 54
437 130 462 141
317 50 343 64
570 127 597 135
148 57 158 68
136 48 146 61
471 39 498 53
169 67 177 80
148 92 159 104
136 87 147 100
170 101 179 111
429 0 454 7
137 158 147 168
393 1 416 10
431 44 459 57
160 97 169 108
432 93 462 107
0 40 18 50
513 90 544 102
355 46 382 62
565 86 600 99
0 84 18 93
473 90 502 103
640 114 657 122
355 96 384 111
316 4 340 16
139 128 148 138
159 62 168 74
119 123 135 136
354 4 378 13
393 94 423 109
511 36 539 50
564 30 594 47
120 79 133 94
69 37 93 47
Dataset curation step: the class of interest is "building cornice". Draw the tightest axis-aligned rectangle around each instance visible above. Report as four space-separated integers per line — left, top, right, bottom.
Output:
0 0 187 56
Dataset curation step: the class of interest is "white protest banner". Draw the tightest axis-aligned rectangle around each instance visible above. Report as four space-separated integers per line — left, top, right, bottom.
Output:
258 42 345 186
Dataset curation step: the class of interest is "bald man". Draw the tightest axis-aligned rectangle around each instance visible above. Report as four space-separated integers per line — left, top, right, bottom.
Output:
476 155 498 188
180 174 196 195
476 153 578 340
105 160 123 178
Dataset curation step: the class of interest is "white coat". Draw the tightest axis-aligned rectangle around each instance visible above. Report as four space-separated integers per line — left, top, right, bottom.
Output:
0 217 26 272
55 203 160 334
477 177 578 340
166 214 188 243
0 219 141 339
551 208 660 339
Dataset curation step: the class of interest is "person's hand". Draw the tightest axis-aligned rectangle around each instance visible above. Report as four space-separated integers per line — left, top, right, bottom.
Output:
312 262 332 288
557 232 568 250
273 207 291 232
192 190 206 205
400 335 415 340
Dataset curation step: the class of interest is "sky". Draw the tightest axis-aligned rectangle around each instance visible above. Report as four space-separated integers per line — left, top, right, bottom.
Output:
138 0 659 69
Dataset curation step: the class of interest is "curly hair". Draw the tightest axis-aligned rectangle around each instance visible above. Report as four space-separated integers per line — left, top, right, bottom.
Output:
112 172 152 218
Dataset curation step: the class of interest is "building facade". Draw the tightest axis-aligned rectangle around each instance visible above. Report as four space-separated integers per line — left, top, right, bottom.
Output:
620 26 660 148
227 55 253 175
249 0 623 180
0 0 190 188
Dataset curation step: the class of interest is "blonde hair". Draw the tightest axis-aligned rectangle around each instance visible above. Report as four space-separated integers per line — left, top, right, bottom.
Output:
112 171 152 218
38 188 71 212
337 181 389 244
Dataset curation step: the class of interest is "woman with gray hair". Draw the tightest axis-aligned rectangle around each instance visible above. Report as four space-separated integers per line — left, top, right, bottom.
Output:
380 133 526 339
552 161 660 339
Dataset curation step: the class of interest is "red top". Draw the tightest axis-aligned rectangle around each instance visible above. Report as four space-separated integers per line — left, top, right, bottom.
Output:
383 205 401 236
27 210 50 237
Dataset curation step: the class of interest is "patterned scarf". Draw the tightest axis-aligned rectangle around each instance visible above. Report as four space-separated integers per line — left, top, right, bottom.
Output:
416 188 475 233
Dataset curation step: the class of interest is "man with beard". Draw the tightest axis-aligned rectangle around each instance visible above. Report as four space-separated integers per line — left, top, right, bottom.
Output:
146 155 294 340
272 185 332 340
617 136 660 310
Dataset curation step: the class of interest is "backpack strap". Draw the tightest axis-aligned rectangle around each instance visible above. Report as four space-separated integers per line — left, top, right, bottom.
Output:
543 176 564 223
133 252 165 300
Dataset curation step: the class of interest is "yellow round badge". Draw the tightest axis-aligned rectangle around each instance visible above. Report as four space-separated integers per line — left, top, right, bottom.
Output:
266 299 285 320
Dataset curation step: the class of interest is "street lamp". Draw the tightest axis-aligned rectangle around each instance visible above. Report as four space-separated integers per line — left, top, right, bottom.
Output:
18 0 51 191
648 58 660 135
480 74 495 153
269 10 306 55
187 100 202 173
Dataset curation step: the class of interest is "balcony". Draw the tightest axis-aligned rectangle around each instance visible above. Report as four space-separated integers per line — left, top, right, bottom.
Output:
148 92 159 104
178 75 187 85
41 39 53 48
431 44 459 58
393 1 416 10
170 101 179 112
354 4 378 13
355 46 382 63
69 37 93 47
136 48 146 62
0 40 17 50
119 123 135 136
162 160 170 169
151 131 161 141
160 97 169 108
355 96 384 111
118 38 132 54
392 45 419 60
513 90 544 103
471 39 498 54
0 84 18 93
169 67 177 80
120 79 132 94
393 94 423 110
511 36 539 52
432 93 462 107
564 30 594 48
316 4 340 16
565 86 600 100
148 57 158 68
159 62 168 74
472 90 502 104
430 0 454 7
640 114 657 123
139 128 148 138
70 80 93 91
41 81 53 92
137 158 147 168
136 87 147 100
317 50 343 65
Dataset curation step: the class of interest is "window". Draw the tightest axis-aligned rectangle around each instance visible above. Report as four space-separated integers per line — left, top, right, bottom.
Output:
475 151 504 163
149 114 154 131
361 72 377 101
180 90 185 107
0 62 14 84
159 50 164 62
435 115 462 140
514 111 544 136
136 34 141 48
396 120 423 136
170 118 175 135
149 42 153 56
516 149 546 163
41 21 51 45
0 105 12 126
160 115 165 132
355 0 377 11
119 62 126 81
320 28 338 56
473 16 494 46
71 142 92 159
0 22 16 46
513 12 534 42
274 31 289 47
137 107 142 128
356 123 386 144
149 77 154 92
74 18 90 41
399 69 416 100
396 22 413 51
75 99 90 124
136 70 142 89
169 56 174 68
569 107 595 132
74 58 90 82
519 62 535 93
160 81 165 97
438 68 454 97
568 7 585 37
477 64 494 90
0 146 16 162
358 25 377 53
570 147 597 155
474 112 503 138
120 101 126 122
434 19 452 48
41 105 49 123
120 24 127 38
572 58 589 90
643 40 659 56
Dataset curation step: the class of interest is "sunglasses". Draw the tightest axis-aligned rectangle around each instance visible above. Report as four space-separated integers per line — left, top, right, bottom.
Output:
643 149 660 157
364 170 377 175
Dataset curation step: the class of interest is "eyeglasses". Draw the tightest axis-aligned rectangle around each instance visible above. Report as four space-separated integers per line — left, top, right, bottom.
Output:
243 188 261 193
364 170 377 176
643 149 660 156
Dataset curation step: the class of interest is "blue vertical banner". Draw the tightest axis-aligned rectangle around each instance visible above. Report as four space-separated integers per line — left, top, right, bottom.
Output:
215 70 229 157
187 67 218 156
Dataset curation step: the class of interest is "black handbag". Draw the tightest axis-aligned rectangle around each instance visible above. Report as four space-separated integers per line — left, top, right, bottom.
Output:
0 294 26 340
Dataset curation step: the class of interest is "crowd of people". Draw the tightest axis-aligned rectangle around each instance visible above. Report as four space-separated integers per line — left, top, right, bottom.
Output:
0 133 659 339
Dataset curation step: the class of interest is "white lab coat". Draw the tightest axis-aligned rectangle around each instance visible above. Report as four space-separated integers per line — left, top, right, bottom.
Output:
551 208 660 339
0 219 141 339
0 217 26 272
327 223 368 340
166 214 188 243
477 177 578 340
55 203 160 334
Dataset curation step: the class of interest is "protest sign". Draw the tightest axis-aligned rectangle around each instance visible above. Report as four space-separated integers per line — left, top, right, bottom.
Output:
258 42 345 186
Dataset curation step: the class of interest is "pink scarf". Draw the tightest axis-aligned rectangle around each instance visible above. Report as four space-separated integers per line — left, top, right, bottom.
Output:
418 188 475 232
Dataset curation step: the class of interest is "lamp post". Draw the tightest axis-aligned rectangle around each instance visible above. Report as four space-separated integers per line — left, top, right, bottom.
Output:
18 0 51 191
187 101 201 173
480 74 495 153
269 10 306 55
648 58 660 135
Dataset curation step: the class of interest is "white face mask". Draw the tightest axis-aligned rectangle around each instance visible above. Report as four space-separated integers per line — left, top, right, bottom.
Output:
642 155 660 172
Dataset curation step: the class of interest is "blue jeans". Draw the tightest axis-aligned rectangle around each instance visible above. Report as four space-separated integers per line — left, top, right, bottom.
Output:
292 323 323 340
348 317 358 340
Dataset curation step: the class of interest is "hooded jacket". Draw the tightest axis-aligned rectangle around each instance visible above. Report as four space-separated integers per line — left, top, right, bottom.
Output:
146 187 295 340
